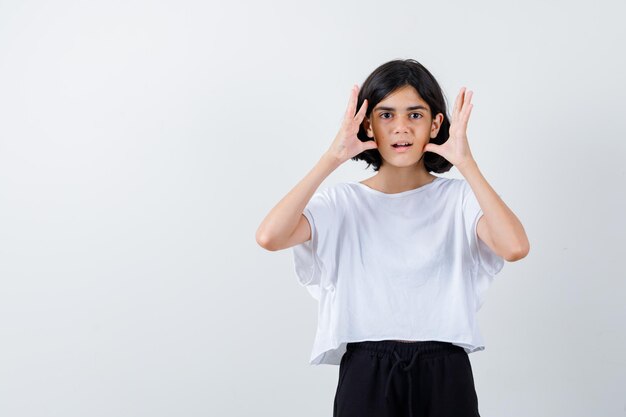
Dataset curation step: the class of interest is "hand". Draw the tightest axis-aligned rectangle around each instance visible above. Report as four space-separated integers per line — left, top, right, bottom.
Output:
325 84 378 164
424 87 476 168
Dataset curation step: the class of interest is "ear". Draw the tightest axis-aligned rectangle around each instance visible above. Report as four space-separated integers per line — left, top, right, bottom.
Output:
363 116 374 138
430 113 444 138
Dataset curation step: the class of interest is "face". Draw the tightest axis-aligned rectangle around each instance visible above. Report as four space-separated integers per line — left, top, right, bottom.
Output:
363 85 444 168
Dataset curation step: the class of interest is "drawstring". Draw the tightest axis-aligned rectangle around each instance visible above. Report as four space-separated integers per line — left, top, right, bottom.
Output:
384 349 421 417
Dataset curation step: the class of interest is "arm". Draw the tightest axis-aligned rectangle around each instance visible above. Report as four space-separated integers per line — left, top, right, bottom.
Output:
457 160 530 262
255 84 377 251
424 86 530 262
255 152 341 251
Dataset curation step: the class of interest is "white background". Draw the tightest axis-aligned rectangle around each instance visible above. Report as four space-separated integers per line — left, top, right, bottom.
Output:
1 0 625 416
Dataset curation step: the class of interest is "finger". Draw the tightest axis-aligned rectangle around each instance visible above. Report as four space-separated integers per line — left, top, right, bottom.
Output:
458 103 473 132
452 87 466 119
343 84 359 121
423 142 438 154
362 139 378 151
354 98 368 122
343 85 357 120
457 89 472 125
463 90 473 111
464 103 474 125
460 92 473 123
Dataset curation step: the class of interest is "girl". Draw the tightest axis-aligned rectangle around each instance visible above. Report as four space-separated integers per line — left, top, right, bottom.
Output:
256 58 529 417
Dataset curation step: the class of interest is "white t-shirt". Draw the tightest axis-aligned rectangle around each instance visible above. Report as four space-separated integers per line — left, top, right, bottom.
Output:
291 176 505 365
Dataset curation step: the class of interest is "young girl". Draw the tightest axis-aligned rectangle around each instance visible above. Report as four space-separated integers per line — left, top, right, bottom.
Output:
256 58 529 417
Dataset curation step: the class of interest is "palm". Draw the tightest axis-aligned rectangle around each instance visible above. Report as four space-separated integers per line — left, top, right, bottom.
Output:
342 113 371 158
424 87 475 167
328 85 377 163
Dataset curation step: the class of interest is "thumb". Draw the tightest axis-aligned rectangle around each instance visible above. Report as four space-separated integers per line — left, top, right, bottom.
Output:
363 140 378 151
423 143 438 153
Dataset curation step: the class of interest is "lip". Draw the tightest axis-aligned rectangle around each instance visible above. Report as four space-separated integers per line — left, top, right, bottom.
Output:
391 144 412 153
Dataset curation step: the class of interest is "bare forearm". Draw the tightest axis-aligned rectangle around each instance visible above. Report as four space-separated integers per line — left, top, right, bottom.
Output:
256 83 374 250
457 160 530 258
255 152 341 249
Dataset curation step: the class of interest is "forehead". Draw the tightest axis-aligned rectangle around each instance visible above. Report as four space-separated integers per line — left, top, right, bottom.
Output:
374 85 430 112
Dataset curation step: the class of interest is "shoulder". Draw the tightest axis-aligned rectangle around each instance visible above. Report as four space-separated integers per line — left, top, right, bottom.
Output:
307 182 361 215
314 182 355 199
441 177 468 194
444 177 465 187
452 178 476 200
428 177 467 206
429 176 465 196
306 182 352 212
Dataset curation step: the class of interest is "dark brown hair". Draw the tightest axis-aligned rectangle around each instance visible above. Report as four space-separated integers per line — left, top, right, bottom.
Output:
352 58 453 173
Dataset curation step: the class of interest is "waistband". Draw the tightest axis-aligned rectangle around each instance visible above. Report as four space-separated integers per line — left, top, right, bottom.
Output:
347 340 465 417
346 339 464 359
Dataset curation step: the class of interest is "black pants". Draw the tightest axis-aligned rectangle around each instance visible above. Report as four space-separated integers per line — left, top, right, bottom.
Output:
333 340 481 417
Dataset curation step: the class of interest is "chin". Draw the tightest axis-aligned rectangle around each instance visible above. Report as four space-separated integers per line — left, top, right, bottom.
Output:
383 153 425 167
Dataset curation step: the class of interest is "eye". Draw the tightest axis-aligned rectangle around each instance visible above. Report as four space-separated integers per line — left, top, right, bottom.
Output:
379 112 422 120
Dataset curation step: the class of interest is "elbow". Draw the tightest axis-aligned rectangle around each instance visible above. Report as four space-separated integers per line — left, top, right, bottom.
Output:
255 229 279 251
255 226 270 250
504 240 530 262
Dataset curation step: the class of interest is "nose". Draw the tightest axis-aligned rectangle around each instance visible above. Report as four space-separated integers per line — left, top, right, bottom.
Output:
393 119 410 134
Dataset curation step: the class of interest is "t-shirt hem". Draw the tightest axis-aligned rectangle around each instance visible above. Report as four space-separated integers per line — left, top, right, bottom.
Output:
308 337 486 366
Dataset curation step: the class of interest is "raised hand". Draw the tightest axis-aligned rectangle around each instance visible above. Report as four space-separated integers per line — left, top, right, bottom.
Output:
424 87 476 168
326 84 378 164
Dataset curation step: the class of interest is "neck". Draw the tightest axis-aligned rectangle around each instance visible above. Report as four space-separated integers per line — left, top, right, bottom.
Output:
366 161 436 194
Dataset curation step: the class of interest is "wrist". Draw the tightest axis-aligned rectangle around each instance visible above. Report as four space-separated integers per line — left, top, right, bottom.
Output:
320 151 343 170
455 157 477 172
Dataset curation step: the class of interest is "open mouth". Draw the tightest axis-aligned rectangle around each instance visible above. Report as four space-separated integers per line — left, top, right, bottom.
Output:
392 143 412 148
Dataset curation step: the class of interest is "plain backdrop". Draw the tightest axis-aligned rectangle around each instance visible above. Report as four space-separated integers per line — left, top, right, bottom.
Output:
1 0 625 416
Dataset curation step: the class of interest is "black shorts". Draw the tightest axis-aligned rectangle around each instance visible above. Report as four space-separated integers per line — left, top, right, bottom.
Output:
333 340 481 417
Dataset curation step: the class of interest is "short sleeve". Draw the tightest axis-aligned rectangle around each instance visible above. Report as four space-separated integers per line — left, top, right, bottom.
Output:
292 186 341 301
460 180 505 310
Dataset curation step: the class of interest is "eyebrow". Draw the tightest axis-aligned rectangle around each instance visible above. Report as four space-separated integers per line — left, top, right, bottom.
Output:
374 105 429 112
